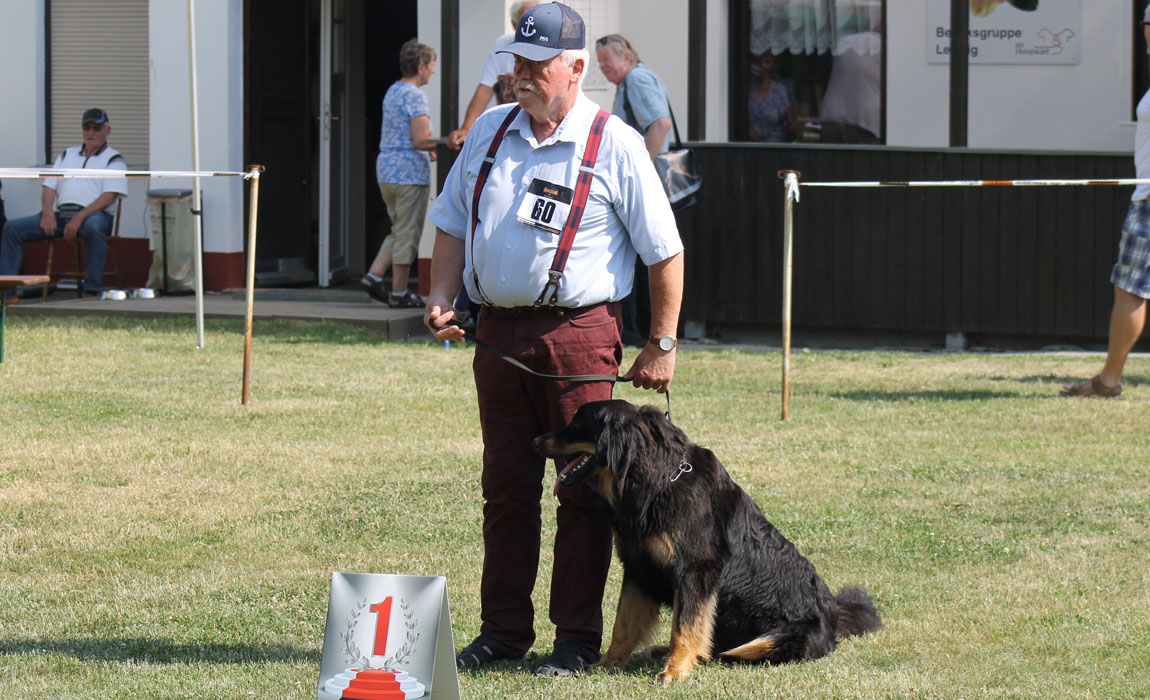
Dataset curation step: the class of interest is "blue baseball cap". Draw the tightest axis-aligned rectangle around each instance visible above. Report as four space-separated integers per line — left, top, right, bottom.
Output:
82 108 109 126
497 2 585 62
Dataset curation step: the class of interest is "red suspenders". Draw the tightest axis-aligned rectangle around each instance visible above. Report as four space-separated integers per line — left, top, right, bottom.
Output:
469 105 612 307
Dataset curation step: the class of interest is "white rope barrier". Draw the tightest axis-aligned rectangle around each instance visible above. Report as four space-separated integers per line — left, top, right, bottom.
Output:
796 177 1150 189
777 171 1141 420
0 168 253 179
2 164 264 405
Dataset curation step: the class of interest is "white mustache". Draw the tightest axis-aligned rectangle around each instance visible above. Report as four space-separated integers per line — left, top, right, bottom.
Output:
516 81 543 95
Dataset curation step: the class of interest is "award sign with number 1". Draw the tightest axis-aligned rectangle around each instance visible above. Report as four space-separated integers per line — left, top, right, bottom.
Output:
318 573 460 700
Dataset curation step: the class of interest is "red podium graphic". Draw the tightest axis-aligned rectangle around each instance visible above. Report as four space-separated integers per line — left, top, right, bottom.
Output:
323 668 425 700
317 573 459 700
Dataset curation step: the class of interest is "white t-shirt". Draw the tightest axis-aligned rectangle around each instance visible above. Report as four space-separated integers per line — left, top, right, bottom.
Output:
479 32 516 88
45 144 128 211
820 32 882 140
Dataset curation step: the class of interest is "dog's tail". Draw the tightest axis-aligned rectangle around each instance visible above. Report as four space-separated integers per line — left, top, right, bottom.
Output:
834 587 882 639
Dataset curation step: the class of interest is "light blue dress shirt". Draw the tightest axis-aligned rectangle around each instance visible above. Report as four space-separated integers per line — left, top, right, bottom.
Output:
429 93 683 308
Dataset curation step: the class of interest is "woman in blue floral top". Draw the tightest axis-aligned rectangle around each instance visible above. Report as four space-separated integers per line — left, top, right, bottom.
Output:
748 51 795 143
362 39 437 308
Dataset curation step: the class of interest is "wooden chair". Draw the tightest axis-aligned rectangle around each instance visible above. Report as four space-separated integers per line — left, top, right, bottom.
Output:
43 199 123 301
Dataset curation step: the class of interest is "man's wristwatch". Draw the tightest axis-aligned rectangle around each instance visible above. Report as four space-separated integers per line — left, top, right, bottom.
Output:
650 334 677 352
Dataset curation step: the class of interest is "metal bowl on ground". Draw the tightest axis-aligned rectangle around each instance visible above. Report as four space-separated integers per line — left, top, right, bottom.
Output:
130 288 157 299
100 289 127 301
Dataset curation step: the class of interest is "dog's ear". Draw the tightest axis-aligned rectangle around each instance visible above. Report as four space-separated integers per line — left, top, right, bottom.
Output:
636 404 691 464
595 403 646 493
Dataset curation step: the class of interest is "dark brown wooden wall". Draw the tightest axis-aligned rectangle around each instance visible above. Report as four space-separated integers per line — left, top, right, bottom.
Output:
677 144 1134 339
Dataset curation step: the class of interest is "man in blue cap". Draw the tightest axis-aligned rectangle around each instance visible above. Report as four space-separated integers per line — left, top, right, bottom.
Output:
424 1 685 678
0 108 127 302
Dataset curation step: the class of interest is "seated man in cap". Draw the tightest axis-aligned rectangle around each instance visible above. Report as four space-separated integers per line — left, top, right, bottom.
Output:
0 108 128 302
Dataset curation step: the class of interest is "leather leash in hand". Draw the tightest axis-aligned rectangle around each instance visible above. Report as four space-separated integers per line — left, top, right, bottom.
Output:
450 326 674 423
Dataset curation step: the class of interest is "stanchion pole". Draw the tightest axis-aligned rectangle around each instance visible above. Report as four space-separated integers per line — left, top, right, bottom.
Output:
187 0 206 348
242 166 265 406
778 171 801 421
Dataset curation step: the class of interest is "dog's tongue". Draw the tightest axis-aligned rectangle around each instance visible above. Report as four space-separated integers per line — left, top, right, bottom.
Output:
552 454 586 497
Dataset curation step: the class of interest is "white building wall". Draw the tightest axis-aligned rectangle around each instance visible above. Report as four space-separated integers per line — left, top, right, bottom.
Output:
619 0 690 129
6 0 1141 253
887 0 1136 152
0 1 48 215
149 0 245 254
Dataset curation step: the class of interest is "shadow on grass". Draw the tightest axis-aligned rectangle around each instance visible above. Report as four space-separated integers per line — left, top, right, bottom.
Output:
1002 374 1150 387
10 315 393 346
829 389 1021 402
0 637 319 665
456 649 665 679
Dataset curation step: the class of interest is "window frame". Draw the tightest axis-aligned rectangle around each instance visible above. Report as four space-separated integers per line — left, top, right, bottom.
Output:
729 0 888 145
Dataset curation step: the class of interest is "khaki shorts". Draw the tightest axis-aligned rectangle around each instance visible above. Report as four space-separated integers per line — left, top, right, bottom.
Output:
378 183 429 265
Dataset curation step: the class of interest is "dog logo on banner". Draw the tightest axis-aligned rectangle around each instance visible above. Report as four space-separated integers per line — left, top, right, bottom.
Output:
317 574 460 700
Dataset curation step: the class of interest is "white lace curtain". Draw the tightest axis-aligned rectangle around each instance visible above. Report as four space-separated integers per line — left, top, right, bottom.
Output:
749 0 882 56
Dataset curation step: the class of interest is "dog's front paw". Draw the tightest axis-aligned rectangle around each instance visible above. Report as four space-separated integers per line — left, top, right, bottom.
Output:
654 665 692 685
653 666 685 680
591 653 627 671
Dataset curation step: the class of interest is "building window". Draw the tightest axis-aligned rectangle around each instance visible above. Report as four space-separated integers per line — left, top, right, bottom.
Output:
731 0 885 144
47 0 149 166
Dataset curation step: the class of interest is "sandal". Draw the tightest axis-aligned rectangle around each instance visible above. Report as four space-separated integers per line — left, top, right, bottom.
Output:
388 290 425 309
455 634 518 670
533 640 601 678
1060 375 1122 398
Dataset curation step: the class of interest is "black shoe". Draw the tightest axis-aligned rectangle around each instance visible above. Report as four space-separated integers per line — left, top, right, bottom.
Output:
456 634 518 670
361 276 389 304
388 290 425 308
533 640 600 678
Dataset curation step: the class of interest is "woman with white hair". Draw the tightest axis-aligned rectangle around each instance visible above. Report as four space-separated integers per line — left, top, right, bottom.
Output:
594 34 672 160
594 33 674 346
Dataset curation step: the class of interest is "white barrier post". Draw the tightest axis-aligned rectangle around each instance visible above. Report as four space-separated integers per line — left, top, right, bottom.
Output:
779 171 800 421
187 0 206 348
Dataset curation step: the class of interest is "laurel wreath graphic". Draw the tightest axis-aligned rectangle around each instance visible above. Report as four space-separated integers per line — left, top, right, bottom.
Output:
340 597 421 670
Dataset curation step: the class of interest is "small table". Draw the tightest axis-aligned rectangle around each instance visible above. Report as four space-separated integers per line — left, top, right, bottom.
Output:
0 275 51 363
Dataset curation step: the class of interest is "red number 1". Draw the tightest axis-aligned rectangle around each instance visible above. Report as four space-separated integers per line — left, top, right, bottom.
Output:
369 597 393 656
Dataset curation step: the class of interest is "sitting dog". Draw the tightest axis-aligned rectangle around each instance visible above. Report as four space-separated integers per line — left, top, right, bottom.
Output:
533 399 882 684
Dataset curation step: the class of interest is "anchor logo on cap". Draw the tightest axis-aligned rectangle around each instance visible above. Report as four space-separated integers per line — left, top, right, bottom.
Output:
521 15 537 37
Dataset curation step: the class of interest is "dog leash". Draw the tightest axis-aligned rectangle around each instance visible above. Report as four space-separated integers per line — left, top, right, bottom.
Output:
459 331 673 422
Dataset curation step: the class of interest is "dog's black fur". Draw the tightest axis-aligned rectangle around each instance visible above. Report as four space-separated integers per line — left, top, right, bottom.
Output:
533 399 882 683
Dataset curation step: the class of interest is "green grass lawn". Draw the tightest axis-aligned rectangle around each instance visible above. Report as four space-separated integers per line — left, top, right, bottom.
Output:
1 316 1148 699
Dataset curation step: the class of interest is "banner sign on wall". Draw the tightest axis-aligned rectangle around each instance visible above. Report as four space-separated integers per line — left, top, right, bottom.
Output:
927 0 1081 64
317 573 460 700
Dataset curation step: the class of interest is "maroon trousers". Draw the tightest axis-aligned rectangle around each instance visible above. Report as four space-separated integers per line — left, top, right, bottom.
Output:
472 302 621 656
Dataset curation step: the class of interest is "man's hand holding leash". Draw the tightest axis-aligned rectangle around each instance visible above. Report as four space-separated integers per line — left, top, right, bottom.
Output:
424 296 465 343
622 344 675 394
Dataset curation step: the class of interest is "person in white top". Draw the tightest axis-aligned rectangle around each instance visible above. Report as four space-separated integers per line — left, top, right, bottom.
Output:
0 108 128 301
1063 9 1150 398
445 0 539 150
424 2 683 679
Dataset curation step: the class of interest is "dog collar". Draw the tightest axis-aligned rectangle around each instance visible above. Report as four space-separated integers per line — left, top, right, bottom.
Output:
670 458 693 482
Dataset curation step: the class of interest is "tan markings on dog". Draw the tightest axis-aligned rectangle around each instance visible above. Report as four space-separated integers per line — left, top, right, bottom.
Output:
597 468 618 508
656 591 718 684
719 635 776 661
551 440 595 457
595 581 662 670
644 533 675 567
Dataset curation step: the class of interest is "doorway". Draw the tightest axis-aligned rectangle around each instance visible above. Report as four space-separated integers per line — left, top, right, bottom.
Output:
244 0 417 287
362 2 419 279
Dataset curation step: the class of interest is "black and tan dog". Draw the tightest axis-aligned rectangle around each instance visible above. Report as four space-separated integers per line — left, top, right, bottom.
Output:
533 399 882 684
